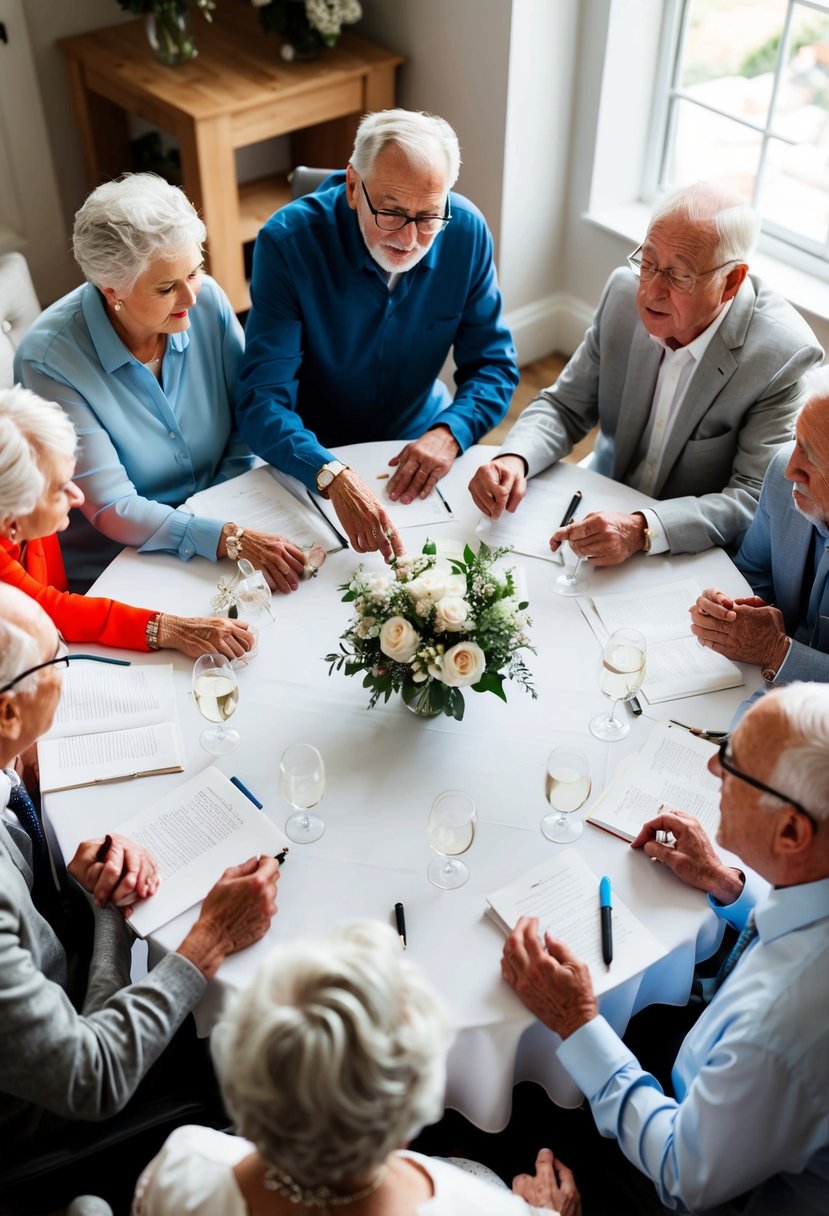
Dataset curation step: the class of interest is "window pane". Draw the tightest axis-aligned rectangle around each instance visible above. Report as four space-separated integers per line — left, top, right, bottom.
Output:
666 98 761 199
771 4 829 140
761 136 829 244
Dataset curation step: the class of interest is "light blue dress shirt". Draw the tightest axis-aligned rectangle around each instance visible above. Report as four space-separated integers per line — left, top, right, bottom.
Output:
15 277 253 586
557 872 829 1214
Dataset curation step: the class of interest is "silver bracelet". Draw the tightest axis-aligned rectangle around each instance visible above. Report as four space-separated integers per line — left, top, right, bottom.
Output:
146 612 162 650
225 526 245 562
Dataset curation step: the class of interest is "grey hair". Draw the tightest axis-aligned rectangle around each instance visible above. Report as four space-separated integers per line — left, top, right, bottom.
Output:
762 683 829 823
801 364 829 415
0 386 77 519
72 173 206 295
650 181 760 265
212 920 451 1188
0 587 48 697
351 109 461 189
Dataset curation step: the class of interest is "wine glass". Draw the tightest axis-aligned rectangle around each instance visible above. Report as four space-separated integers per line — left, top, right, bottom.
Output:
232 564 273 665
280 744 326 843
554 539 588 596
542 747 591 842
427 790 477 889
590 628 647 741
192 653 240 754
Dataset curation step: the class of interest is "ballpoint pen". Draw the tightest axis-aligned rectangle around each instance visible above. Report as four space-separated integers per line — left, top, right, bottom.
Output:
394 901 407 950
669 719 730 742
559 491 582 528
599 876 613 968
230 775 264 808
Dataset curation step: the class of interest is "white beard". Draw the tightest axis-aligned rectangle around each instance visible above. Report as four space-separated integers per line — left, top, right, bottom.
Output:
357 209 431 274
791 483 828 528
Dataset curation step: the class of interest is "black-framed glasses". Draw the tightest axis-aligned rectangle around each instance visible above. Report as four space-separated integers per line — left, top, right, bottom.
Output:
717 739 818 832
0 637 130 694
627 245 737 294
360 180 451 235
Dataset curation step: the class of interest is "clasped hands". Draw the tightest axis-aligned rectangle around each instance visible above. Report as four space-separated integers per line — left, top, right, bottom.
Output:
690 587 790 670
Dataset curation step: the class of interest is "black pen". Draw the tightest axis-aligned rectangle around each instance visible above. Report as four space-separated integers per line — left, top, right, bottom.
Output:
394 901 407 950
559 490 582 528
95 834 113 863
437 487 453 516
275 849 289 865
629 695 643 716
599 876 613 968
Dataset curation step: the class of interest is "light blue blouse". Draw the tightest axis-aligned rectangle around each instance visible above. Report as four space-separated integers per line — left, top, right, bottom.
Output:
15 277 253 586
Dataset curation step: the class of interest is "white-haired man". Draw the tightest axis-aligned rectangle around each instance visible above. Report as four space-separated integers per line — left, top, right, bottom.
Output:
0 584 280 1210
237 108 518 559
502 683 829 1214
470 182 823 565
691 375 829 688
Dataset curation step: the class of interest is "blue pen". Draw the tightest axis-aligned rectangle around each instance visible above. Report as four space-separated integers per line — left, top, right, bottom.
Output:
230 775 263 809
599 876 613 967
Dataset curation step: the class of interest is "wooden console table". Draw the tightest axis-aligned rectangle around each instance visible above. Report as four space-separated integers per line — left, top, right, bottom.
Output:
61 9 403 311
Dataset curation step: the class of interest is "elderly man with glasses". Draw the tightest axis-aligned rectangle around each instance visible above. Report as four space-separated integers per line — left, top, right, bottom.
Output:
0 584 281 1212
236 108 518 560
470 181 822 565
501 681 829 1215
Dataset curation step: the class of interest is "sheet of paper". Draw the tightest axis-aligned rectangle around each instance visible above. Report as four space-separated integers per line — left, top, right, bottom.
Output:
486 850 666 996
475 475 623 562
116 767 289 938
184 466 344 552
587 722 721 841
312 449 456 531
38 722 185 793
46 664 177 738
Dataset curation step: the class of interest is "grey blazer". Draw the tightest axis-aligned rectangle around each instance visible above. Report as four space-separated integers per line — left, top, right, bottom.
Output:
0 819 206 1148
501 268 823 554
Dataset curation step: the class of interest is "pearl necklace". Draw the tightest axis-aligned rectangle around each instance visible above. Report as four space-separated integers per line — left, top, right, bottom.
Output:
263 1163 388 1211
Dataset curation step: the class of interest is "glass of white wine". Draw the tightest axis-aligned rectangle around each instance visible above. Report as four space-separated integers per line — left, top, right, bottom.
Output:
427 790 477 889
280 744 326 843
192 653 240 754
554 539 588 596
542 746 591 842
590 627 647 741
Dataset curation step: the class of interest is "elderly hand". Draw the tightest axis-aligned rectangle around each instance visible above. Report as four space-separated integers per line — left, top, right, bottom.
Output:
512 1149 582 1216
387 425 460 503
328 469 404 558
157 614 255 662
552 511 646 566
176 855 280 980
68 834 160 911
630 808 744 904
501 916 598 1039
219 527 307 595
689 588 790 669
468 455 528 520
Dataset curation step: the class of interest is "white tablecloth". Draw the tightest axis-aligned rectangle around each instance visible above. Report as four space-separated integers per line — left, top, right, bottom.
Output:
44 443 760 1129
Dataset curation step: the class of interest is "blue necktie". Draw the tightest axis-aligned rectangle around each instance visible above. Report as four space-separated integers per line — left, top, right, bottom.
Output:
7 779 52 894
711 910 758 995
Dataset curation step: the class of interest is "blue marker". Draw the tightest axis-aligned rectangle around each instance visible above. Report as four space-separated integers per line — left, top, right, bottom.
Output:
230 775 263 809
599 876 613 967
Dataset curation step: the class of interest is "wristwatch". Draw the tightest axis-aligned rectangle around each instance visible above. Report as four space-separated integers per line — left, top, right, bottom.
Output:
315 460 348 498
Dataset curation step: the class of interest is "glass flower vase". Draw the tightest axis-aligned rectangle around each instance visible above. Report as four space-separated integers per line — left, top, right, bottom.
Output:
145 8 198 65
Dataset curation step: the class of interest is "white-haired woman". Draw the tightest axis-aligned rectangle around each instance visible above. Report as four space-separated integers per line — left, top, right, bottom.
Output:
0 386 254 658
133 921 580 1216
15 172 307 593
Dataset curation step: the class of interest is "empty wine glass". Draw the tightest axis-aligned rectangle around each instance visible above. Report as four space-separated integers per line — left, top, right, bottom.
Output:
554 539 588 596
280 744 326 843
590 627 647 741
192 653 240 754
235 563 273 627
542 746 591 842
427 790 477 889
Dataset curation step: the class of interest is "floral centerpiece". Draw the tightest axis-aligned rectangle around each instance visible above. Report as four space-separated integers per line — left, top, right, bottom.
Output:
251 0 362 60
325 541 536 721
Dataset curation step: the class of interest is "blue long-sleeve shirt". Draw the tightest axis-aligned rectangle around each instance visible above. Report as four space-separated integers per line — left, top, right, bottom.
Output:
236 174 518 490
557 873 829 1214
16 277 253 587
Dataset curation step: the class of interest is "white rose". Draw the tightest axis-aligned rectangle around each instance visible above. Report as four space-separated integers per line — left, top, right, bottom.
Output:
440 641 487 687
444 573 467 597
433 595 471 633
379 616 421 663
407 570 447 602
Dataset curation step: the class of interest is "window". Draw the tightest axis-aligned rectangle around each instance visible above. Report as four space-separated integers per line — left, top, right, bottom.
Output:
654 0 829 270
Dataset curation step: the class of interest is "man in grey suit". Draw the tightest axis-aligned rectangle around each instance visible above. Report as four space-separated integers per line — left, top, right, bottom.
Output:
469 182 823 565
690 374 829 686
0 584 280 1208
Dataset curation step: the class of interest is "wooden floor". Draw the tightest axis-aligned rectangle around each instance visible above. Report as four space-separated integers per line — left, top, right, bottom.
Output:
480 351 598 461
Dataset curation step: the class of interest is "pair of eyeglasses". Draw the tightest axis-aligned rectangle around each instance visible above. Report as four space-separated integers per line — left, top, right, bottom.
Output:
360 181 451 235
0 637 129 694
627 245 737 294
717 738 818 832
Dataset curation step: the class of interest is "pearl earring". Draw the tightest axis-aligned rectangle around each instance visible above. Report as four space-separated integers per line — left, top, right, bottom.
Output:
114 300 123 312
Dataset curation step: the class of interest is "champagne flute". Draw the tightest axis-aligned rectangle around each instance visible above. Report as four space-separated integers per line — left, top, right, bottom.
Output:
590 627 646 741
554 539 588 596
427 790 477 889
192 653 240 754
280 744 326 843
542 747 591 842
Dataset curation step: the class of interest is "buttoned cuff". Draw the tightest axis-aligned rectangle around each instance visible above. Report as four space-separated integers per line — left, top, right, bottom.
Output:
641 509 669 555
137 510 225 562
708 870 756 932
556 1015 636 1098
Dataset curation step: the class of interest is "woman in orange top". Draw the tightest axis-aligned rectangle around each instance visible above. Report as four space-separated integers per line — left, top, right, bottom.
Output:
0 386 254 659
